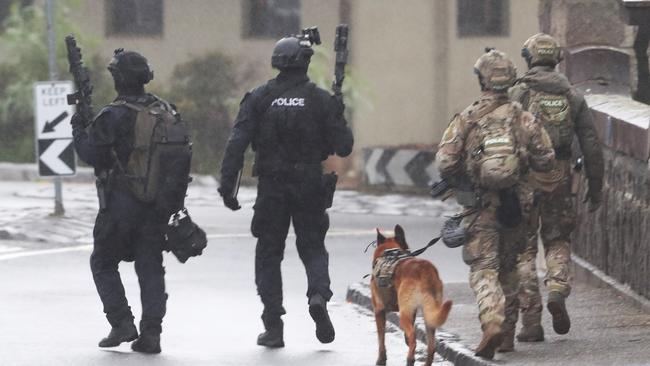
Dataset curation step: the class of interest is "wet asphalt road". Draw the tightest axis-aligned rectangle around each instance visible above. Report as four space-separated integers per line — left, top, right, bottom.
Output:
0 183 461 365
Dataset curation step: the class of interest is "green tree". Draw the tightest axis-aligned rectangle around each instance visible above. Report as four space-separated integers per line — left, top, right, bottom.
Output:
166 52 242 174
0 0 111 162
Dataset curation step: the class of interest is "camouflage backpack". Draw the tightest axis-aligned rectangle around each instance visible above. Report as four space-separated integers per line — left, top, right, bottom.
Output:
113 97 192 215
525 88 573 151
465 103 523 190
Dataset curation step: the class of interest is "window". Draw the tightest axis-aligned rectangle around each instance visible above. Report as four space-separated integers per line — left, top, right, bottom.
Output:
457 0 509 37
243 0 301 39
0 0 33 29
105 0 163 37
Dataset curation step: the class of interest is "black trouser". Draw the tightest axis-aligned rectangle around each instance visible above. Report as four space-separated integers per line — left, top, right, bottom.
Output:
90 191 168 335
252 175 333 327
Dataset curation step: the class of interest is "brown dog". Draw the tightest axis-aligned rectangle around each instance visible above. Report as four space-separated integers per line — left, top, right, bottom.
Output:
370 225 452 366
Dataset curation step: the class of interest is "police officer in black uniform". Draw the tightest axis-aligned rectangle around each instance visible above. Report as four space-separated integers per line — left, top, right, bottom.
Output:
219 32 354 348
72 50 170 354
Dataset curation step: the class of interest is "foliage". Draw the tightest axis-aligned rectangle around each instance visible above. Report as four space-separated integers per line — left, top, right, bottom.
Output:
166 52 243 174
0 0 111 162
308 47 372 123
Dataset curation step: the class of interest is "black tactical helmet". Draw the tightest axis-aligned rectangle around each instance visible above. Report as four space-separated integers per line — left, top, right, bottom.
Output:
107 48 154 85
271 37 314 70
271 27 321 70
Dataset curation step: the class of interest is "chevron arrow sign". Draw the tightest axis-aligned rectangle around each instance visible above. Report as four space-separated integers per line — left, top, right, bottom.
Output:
363 147 439 189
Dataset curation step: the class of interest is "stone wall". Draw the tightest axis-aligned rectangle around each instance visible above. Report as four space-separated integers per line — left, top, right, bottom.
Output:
573 94 650 299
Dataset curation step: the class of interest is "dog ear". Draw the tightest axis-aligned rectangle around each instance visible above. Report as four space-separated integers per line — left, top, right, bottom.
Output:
376 228 386 243
394 224 408 250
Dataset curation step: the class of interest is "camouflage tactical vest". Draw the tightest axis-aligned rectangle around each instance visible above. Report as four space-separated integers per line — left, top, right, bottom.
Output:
465 103 523 190
112 97 192 214
526 88 573 156
372 249 413 311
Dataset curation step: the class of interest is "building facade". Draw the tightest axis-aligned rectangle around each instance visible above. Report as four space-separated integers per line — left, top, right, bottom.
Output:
67 0 540 182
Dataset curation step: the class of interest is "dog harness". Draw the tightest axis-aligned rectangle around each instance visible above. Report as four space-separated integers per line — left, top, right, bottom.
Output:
372 248 414 311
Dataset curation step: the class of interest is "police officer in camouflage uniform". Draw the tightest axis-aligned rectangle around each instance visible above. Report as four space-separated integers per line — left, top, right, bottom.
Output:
437 50 555 359
218 34 353 348
72 50 173 354
509 33 604 342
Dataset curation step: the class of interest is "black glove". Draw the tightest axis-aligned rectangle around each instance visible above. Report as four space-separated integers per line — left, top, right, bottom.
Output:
584 189 602 212
70 113 86 130
217 186 241 211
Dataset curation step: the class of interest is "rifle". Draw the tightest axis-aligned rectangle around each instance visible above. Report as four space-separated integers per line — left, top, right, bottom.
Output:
430 174 476 205
430 179 452 199
332 24 349 99
65 35 94 128
66 35 108 210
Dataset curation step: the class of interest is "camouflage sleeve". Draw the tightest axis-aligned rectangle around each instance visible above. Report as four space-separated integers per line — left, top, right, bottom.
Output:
570 90 604 193
521 111 555 172
436 114 467 179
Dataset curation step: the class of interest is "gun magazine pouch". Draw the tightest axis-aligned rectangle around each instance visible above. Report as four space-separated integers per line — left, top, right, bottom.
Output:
166 208 207 263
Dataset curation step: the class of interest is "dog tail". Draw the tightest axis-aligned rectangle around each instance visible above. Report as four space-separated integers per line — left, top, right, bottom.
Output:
423 299 453 328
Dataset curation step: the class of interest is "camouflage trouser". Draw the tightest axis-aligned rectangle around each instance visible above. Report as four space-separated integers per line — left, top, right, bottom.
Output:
517 175 575 327
462 189 532 334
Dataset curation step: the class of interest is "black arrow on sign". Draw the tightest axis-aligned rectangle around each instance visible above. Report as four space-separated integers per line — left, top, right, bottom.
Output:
42 111 69 134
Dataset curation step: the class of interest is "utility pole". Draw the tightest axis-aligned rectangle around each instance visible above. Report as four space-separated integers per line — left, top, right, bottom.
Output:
46 0 64 216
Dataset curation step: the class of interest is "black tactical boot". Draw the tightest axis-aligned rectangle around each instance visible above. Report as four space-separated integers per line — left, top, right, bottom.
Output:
308 294 335 344
547 291 571 335
257 319 284 348
517 324 545 342
131 333 161 354
98 320 138 348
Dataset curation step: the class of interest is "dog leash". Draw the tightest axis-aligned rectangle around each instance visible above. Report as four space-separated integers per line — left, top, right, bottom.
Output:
361 236 441 279
408 236 442 257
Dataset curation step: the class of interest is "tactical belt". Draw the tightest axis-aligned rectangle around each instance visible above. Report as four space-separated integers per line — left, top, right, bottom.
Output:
253 161 322 177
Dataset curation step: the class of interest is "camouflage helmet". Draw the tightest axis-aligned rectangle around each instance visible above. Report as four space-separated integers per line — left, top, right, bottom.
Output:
473 49 517 91
107 48 154 85
522 33 562 67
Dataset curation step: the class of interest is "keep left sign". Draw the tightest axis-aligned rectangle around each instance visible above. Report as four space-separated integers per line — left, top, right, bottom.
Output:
34 81 76 177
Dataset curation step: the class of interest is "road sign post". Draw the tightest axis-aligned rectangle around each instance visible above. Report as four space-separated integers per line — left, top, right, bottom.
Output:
43 0 69 216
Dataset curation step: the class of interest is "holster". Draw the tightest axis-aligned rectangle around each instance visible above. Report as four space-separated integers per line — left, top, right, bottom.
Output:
95 169 111 212
496 187 522 228
322 172 338 209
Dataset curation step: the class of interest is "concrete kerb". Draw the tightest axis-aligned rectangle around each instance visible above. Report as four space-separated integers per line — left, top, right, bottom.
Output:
346 282 493 366
572 254 650 313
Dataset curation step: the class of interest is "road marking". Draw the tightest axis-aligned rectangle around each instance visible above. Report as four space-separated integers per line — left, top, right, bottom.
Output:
0 245 23 254
0 244 92 262
0 230 376 261
206 230 375 239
